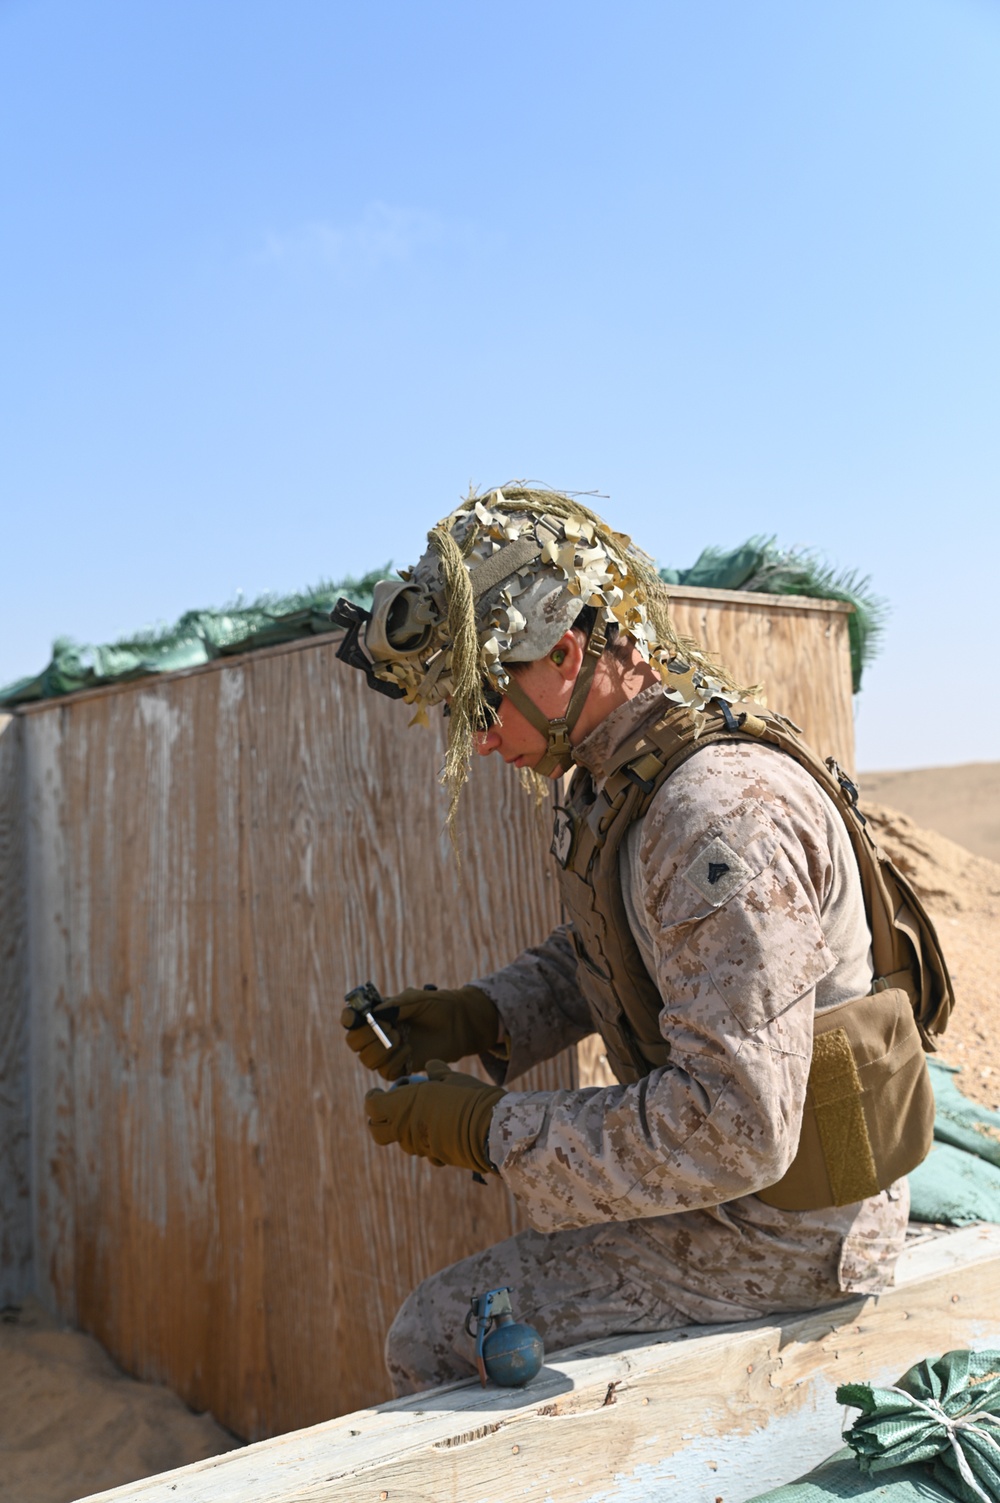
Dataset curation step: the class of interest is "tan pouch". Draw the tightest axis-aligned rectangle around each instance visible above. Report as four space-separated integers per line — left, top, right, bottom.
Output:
756 987 935 1211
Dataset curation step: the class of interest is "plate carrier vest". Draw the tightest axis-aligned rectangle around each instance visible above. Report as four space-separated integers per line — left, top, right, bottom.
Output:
552 697 953 1212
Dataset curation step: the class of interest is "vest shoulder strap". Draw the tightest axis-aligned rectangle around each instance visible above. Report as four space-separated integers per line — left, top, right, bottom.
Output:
588 697 954 1044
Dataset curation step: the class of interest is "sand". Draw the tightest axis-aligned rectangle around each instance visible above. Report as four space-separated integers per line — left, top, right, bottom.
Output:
860 762 1000 866
860 785 1000 1114
2 763 997 1503
0 1299 236 1502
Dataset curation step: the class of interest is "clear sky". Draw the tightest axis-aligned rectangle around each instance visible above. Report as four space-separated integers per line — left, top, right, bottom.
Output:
2 0 997 768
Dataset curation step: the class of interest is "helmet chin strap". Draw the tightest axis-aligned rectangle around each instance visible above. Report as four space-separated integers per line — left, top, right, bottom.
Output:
501 620 607 777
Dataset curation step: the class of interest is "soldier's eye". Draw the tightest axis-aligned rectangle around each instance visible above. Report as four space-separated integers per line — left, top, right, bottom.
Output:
473 683 505 730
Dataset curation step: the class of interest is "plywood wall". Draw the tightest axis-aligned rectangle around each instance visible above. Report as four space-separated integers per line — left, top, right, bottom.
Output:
19 588 854 1440
23 646 572 1438
0 715 31 1303
666 585 855 774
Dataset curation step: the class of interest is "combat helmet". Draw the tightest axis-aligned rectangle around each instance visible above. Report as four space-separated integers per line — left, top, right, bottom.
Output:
332 486 742 812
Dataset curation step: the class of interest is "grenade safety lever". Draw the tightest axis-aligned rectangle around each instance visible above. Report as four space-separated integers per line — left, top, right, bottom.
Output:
465 1287 544 1388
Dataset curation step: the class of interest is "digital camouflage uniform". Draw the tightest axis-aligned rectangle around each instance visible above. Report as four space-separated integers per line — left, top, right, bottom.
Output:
385 685 909 1394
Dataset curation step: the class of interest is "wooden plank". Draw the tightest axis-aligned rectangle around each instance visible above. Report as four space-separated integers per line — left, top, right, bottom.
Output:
25 645 572 1438
13 583 848 730
0 714 31 1302
23 705 77 1318
77 1225 1000 1503
668 593 856 774
666 582 853 612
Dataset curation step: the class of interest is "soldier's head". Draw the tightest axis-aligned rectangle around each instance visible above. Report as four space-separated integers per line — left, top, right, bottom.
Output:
333 486 738 813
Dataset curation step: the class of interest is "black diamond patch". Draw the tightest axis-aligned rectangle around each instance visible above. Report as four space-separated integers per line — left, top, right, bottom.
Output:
682 836 754 906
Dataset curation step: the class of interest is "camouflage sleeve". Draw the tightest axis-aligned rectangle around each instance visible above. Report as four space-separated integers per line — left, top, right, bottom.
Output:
488 748 842 1231
472 925 595 1084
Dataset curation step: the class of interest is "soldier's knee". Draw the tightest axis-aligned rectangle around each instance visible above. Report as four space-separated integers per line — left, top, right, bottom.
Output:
384 1288 439 1396
384 1278 474 1396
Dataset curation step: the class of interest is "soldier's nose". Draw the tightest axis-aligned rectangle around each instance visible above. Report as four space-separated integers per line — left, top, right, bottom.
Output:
475 727 501 756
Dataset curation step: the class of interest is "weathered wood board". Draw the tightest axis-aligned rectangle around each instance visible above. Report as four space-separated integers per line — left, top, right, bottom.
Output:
667 585 856 775
78 1225 1000 1503
0 714 31 1303
22 646 571 1438
18 587 855 1440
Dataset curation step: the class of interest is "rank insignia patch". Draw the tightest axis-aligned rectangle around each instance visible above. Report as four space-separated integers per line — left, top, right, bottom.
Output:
551 806 576 868
682 835 754 907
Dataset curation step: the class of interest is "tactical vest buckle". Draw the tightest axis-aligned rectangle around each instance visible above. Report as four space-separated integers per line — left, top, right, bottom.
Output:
622 750 665 797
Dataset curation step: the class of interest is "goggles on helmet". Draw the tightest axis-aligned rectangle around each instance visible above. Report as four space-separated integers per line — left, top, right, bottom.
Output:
329 489 744 800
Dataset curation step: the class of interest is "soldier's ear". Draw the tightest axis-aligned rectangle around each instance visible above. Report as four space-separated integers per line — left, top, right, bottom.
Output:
549 631 581 678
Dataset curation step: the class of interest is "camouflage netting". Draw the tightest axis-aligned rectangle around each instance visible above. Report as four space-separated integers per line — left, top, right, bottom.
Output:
659 536 886 693
0 537 884 709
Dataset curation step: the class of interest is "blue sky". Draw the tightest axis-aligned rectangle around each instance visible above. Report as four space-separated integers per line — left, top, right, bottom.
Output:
2 0 997 768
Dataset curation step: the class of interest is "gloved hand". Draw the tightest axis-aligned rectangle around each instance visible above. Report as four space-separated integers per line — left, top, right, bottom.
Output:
364 1060 506 1174
341 985 500 1081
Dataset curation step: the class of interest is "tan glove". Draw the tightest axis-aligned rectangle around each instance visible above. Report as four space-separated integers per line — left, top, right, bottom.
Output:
341 985 500 1081
364 1060 506 1174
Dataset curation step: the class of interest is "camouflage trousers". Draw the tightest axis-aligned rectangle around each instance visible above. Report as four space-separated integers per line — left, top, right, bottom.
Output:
385 1184 908 1394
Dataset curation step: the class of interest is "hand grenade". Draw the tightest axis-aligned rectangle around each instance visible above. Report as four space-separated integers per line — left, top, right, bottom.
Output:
466 1286 544 1388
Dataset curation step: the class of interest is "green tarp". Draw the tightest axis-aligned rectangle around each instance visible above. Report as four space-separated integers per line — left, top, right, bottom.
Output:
909 1062 1000 1227
908 1144 1000 1228
0 570 391 708
928 1062 1000 1171
749 1447 955 1500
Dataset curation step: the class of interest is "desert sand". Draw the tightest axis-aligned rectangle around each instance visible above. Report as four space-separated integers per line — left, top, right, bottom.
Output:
0 1299 236 1501
860 761 1000 865
2 763 998 1503
859 760 1000 1112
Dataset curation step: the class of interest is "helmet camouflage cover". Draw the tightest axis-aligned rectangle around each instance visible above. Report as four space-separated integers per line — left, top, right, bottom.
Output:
335 486 745 812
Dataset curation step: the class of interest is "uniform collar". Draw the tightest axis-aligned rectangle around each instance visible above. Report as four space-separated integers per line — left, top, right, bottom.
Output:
570 683 673 791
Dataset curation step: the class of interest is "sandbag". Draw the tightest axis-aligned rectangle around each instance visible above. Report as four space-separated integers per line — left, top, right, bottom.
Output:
748 1446 954 1500
748 1350 1000 1502
908 1142 1000 1227
839 1349 1000 1503
929 1060 1000 1171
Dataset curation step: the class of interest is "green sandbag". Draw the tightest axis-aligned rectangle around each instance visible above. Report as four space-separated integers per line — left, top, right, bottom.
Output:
928 1060 1000 1171
748 1447 954 1499
908 1143 1000 1227
839 1348 1000 1503
749 1351 1000 1501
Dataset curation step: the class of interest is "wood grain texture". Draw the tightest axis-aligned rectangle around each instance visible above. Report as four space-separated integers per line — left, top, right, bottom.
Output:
20 588 853 1440
78 1226 1000 1503
23 707 76 1317
23 645 571 1438
667 587 856 774
0 714 31 1302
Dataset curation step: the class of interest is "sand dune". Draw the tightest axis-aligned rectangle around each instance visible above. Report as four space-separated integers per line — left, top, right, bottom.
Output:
860 761 1000 865
857 762 1000 1114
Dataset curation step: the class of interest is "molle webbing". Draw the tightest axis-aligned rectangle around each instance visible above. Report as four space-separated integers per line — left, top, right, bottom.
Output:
468 538 543 599
555 697 949 1210
582 700 953 1041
